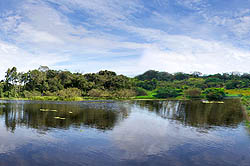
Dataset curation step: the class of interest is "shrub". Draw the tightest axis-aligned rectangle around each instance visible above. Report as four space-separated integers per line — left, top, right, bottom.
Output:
184 88 201 99
87 89 110 97
57 88 82 98
225 80 241 89
0 84 4 98
135 87 148 96
0 89 3 98
23 90 41 98
114 89 136 98
154 87 182 98
30 96 59 101
43 91 56 96
203 88 225 101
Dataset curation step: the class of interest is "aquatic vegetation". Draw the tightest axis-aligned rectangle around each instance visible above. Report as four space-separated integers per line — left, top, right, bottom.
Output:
54 116 65 120
202 101 224 104
40 109 49 112
40 109 57 112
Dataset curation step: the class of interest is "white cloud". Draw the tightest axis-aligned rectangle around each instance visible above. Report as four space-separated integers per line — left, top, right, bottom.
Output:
0 0 249 77
232 16 250 36
0 40 70 79
136 32 250 74
17 23 64 44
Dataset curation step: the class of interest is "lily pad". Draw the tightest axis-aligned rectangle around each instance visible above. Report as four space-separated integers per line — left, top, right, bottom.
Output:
40 109 49 112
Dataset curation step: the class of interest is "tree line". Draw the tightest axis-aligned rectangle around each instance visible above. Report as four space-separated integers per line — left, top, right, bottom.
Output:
0 67 249 100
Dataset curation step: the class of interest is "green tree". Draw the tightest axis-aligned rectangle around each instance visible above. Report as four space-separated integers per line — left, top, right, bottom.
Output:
4 67 18 97
225 80 242 89
154 87 182 98
135 87 148 96
203 88 225 101
0 82 4 98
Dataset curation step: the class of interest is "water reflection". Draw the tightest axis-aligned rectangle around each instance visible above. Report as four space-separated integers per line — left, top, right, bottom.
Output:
0 100 249 166
111 99 247 162
0 99 244 133
133 99 244 128
0 101 130 132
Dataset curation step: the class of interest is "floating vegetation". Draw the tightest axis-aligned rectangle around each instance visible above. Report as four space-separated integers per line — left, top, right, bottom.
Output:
40 109 49 112
54 117 65 120
202 101 224 104
80 130 84 132
40 108 57 112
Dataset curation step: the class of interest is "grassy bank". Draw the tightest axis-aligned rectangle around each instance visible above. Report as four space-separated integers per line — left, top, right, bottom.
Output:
0 89 242 102
242 96 250 128
223 89 250 120
0 89 248 103
225 89 250 97
0 96 84 102
242 96 250 117
0 96 145 102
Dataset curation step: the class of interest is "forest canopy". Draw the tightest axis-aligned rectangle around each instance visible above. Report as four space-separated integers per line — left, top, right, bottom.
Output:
0 67 249 100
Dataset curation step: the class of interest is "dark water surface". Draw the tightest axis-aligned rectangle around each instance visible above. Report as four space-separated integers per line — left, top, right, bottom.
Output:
0 99 249 166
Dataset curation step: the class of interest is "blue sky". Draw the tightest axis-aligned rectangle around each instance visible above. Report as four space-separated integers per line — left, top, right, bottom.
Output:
0 0 250 77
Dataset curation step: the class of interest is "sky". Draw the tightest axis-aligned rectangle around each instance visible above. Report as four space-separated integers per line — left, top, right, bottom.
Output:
0 0 250 78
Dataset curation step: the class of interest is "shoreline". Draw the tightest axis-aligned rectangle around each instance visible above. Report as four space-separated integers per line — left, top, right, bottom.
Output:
0 96 240 102
241 97 250 121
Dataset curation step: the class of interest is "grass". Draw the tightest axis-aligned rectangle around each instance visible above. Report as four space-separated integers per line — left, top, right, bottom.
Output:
0 96 142 102
0 96 84 102
225 89 250 126
0 97 30 100
225 88 250 121
1 88 249 103
225 89 250 96
242 96 250 112
241 96 250 128
134 90 157 99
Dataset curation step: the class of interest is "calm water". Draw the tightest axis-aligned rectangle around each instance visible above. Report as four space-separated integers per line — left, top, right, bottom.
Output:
0 99 249 166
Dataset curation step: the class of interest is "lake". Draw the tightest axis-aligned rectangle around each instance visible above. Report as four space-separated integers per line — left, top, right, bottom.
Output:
0 99 249 166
